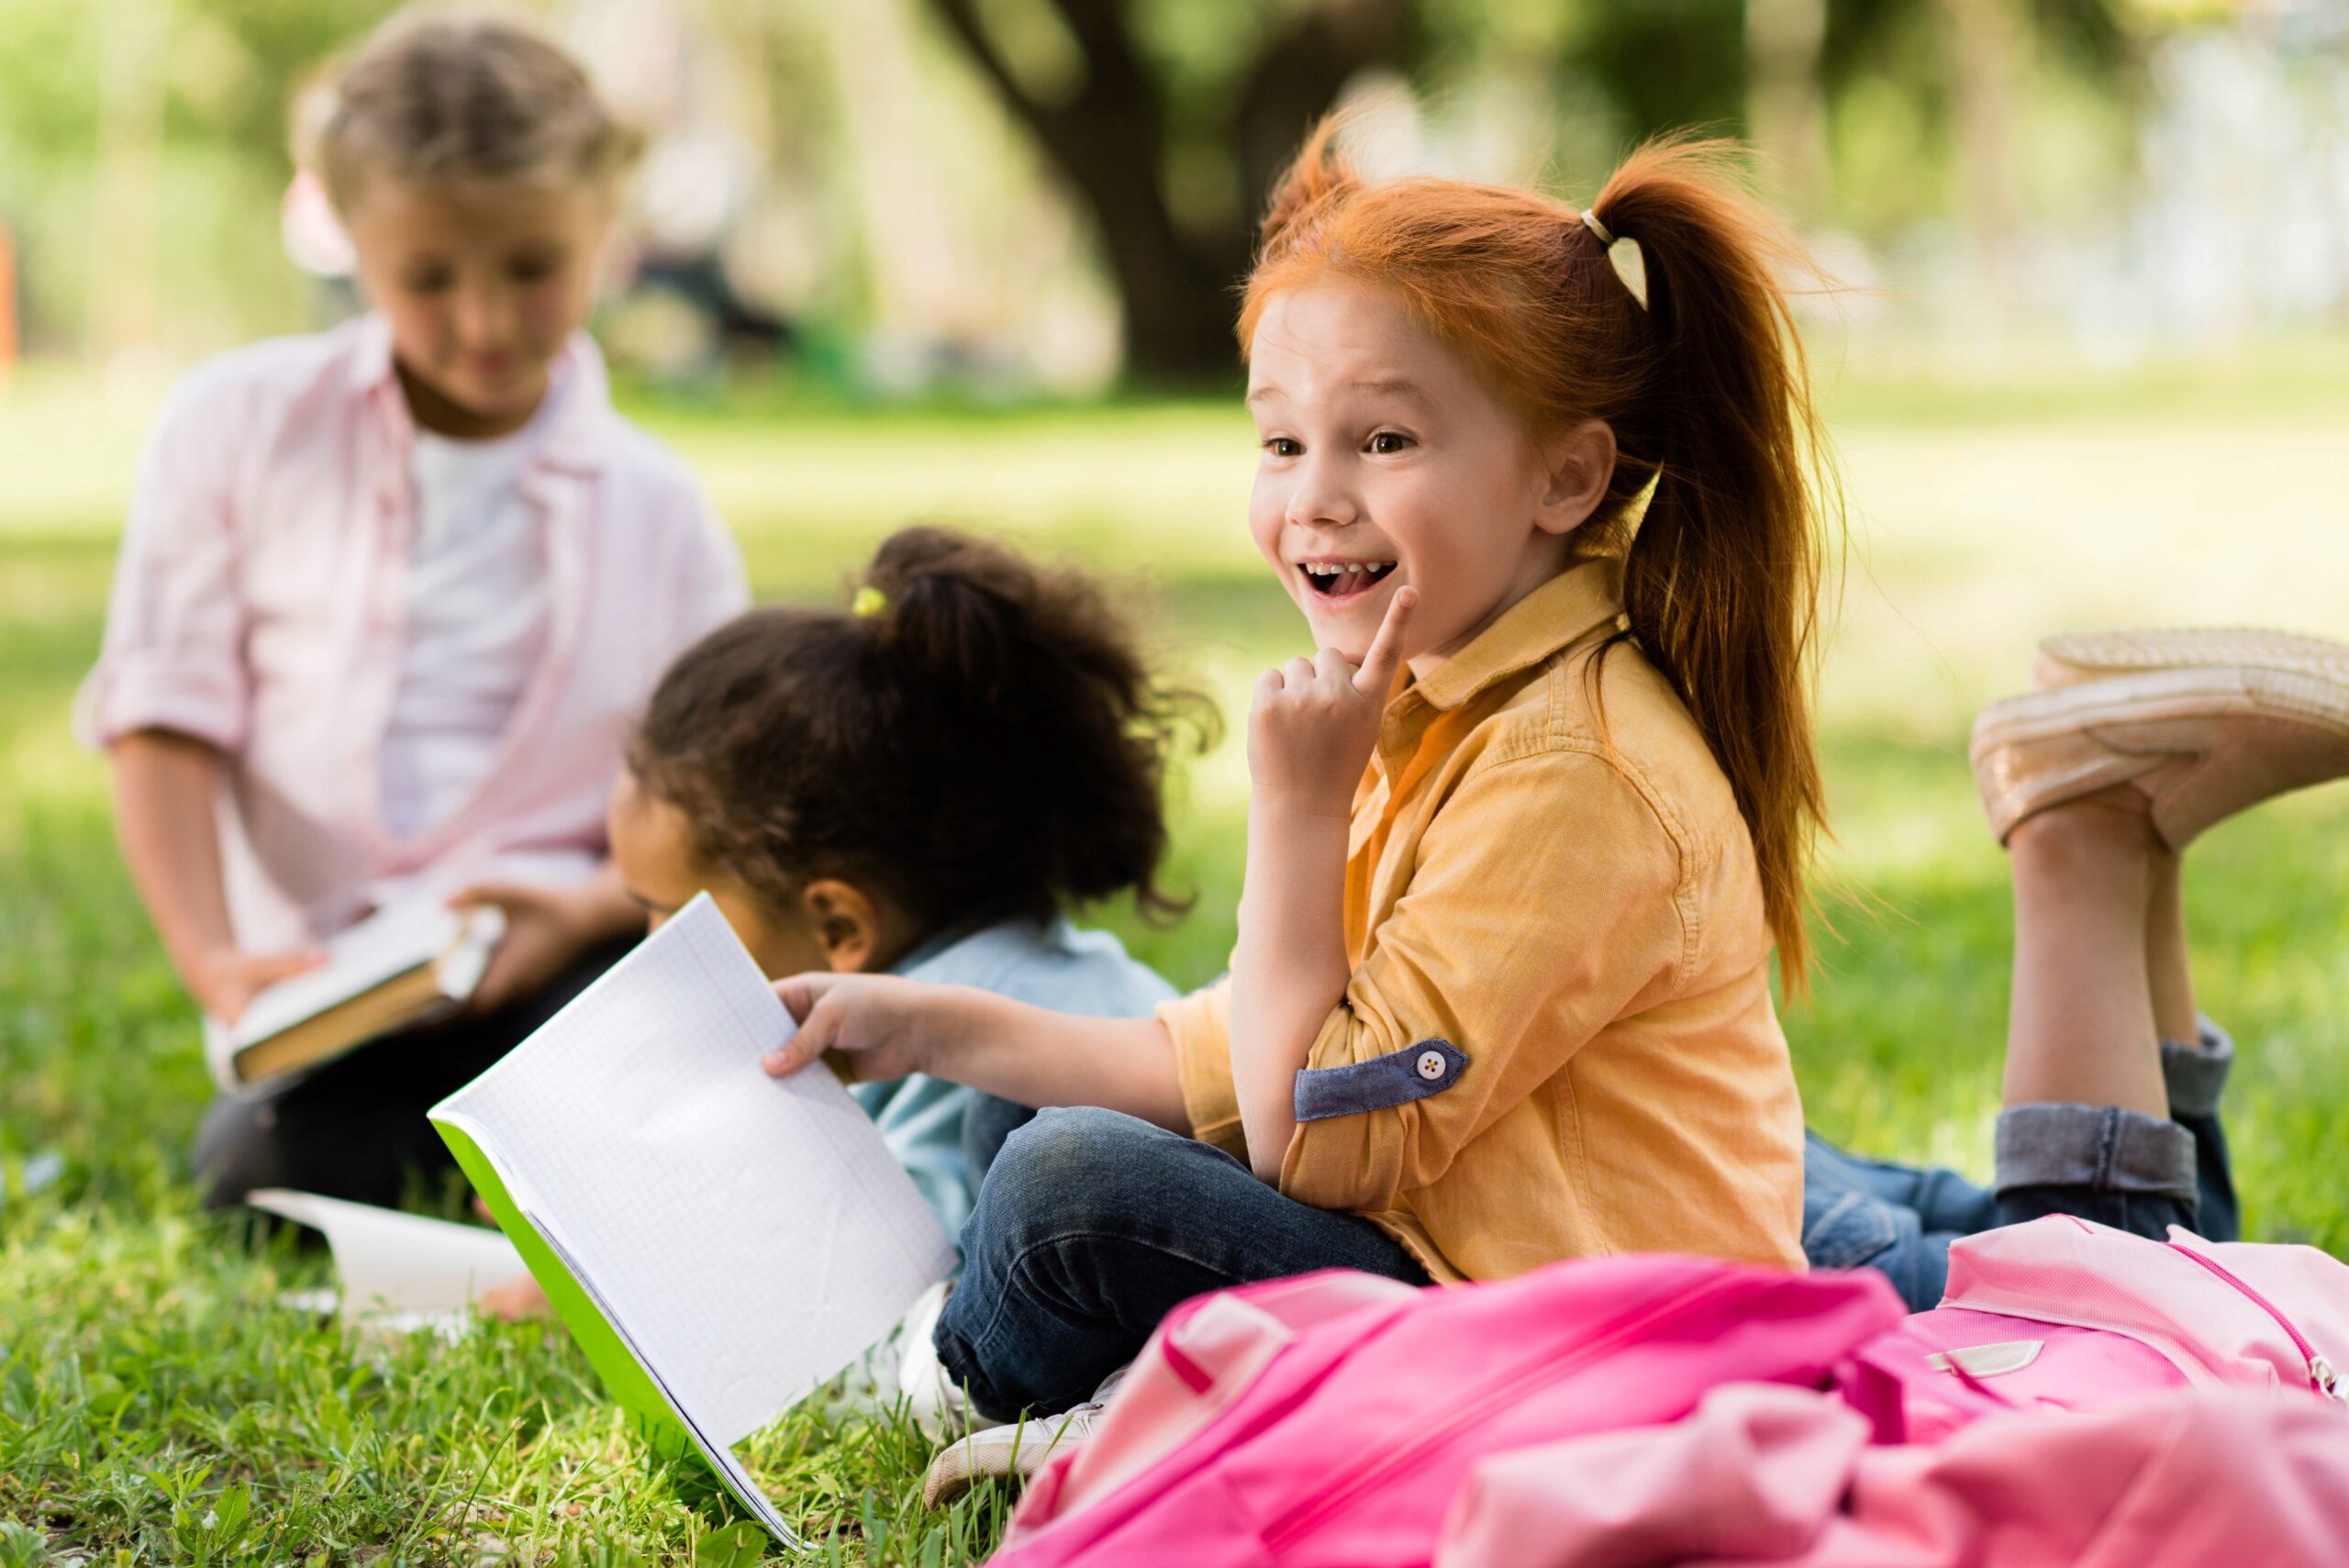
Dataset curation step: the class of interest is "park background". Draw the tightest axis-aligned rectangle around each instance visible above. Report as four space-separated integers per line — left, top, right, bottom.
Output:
3 0 2348 1561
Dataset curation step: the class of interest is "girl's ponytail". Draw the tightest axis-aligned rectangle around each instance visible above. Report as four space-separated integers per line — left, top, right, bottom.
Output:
1581 141 1836 988
862 528 1219 926
1240 128 1836 986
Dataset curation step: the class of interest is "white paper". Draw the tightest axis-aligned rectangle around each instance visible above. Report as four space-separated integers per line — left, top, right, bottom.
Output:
249 1188 525 1319
432 894 956 1448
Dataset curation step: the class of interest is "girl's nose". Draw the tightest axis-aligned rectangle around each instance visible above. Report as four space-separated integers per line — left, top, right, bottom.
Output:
1285 455 1361 530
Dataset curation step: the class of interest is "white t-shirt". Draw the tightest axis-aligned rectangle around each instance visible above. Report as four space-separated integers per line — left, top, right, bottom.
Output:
377 419 554 841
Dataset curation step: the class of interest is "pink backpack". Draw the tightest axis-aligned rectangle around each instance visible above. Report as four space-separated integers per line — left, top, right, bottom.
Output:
1850 1216 2349 1442
1437 1379 2349 1568
989 1254 1905 1568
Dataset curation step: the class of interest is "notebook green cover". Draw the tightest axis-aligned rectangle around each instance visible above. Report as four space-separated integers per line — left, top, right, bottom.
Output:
431 1113 696 1462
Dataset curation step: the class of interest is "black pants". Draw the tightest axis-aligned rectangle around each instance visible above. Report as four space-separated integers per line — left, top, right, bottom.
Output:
192 937 633 1210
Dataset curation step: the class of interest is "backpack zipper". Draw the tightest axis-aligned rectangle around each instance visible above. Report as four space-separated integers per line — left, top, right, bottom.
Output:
1259 1273 1744 1550
2166 1241 2345 1404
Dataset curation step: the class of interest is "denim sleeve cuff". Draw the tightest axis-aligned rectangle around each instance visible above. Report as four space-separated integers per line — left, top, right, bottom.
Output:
1277 1004 1415 1213
1992 1103 2198 1204
1294 1039 1467 1121
2159 1017 2233 1119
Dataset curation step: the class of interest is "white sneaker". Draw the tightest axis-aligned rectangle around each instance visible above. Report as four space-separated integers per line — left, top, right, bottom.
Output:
893 1280 976 1440
917 1364 1128 1509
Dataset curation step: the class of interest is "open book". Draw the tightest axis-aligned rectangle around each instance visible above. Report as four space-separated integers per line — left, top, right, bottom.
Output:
248 1187 526 1336
206 902 507 1090
429 895 956 1544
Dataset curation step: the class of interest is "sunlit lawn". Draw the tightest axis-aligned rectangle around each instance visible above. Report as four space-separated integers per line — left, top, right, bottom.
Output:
6 343 2349 1562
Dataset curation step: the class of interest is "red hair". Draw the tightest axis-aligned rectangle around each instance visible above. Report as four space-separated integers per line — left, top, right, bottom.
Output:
1241 121 1837 986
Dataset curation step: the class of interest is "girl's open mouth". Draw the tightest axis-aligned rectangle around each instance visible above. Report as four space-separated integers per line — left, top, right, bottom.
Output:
1299 561 1397 602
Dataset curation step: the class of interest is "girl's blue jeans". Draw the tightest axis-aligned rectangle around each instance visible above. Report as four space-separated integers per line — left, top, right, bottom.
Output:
1803 1019 2240 1311
936 1104 1426 1420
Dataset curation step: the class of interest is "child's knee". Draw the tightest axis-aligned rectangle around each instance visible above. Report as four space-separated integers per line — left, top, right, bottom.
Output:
975 1106 1180 1235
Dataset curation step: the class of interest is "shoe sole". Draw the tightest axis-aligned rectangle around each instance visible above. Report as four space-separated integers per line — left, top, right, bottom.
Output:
1972 666 2349 848
920 1411 1098 1509
2036 628 2349 690
1973 665 2349 762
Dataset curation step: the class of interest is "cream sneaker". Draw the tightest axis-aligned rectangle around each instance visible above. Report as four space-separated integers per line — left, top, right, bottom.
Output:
2033 628 2349 691
1970 664 2349 848
918 1396 1110 1509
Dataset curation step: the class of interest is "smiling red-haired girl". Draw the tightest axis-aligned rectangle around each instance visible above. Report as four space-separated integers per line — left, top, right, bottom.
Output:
763 118 1834 1458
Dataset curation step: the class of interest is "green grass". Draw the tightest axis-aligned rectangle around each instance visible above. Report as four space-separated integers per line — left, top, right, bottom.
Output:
6 349 2349 1562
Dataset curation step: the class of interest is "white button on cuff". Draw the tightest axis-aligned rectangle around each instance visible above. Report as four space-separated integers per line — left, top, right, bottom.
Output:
1416 1050 1447 1082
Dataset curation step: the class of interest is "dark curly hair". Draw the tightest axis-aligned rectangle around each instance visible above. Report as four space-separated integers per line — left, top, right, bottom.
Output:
629 526 1219 937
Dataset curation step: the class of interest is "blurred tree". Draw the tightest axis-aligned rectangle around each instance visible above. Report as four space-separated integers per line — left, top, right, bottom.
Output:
923 0 2136 380
87 0 169 356
1569 0 2133 261
922 0 1424 384
0 0 397 353
1748 0 1830 216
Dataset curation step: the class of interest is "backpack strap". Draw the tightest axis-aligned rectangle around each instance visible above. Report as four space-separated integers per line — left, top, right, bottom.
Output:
1839 1322 2021 1441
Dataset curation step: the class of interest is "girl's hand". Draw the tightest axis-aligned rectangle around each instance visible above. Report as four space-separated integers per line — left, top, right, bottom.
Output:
764 972 934 1084
189 945 327 1025
450 881 602 1015
1248 586 1417 815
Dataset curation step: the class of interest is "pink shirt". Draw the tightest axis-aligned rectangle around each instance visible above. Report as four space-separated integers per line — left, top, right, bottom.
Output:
76 316 750 951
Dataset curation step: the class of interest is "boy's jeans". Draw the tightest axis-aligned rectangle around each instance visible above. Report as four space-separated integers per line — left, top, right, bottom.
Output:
936 1105 1426 1420
1804 1020 2240 1311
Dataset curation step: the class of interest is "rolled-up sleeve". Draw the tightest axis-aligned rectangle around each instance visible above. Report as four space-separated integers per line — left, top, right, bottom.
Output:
1279 748 1688 1213
1157 975 1247 1162
74 376 251 751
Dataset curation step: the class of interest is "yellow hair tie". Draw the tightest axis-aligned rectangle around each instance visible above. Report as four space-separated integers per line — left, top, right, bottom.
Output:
851 585 888 619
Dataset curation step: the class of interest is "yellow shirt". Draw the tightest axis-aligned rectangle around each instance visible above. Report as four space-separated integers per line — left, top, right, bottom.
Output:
1159 561 1805 1283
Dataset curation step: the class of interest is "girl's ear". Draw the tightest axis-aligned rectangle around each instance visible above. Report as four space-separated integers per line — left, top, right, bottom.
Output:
802 880 884 973
1535 419 1619 537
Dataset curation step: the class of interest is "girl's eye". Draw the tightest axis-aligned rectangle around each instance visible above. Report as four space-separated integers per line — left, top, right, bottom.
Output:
509 255 562 284
1262 437 1302 458
1368 430 1415 454
400 272 453 295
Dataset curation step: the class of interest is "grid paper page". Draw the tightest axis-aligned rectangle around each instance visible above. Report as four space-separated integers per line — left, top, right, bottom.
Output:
434 895 955 1447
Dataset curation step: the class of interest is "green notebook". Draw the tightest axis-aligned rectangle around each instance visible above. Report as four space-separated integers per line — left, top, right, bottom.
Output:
433 1117 697 1457
430 894 957 1542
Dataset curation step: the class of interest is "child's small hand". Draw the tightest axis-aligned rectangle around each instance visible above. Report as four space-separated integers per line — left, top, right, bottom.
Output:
189 945 327 1025
1248 585 1417 814
450 881 594 1014
764 973 931 1084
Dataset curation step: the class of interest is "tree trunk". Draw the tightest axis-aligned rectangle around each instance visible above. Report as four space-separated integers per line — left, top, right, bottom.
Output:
1745 0 1829 222
925 0 1418 384
1941 0 2020 318
87 0 169 358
